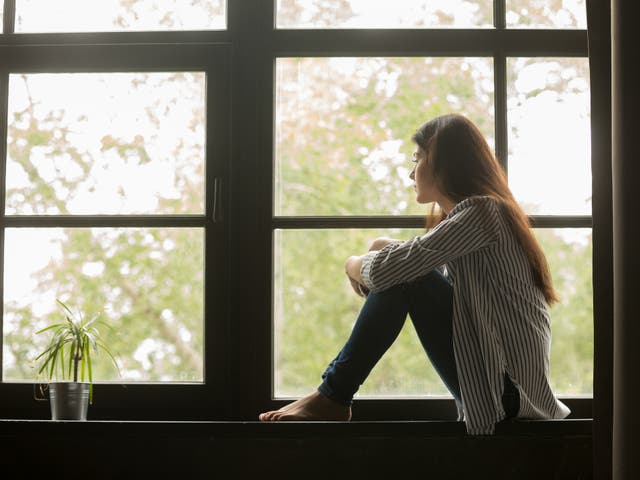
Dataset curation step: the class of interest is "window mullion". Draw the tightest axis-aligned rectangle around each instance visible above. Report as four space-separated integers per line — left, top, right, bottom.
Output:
494 0 508 174
227 0 276 419
494 52 508 174
3 0 15 35
494 0 506 30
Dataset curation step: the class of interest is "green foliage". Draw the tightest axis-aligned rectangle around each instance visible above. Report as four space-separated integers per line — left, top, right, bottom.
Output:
538 230 593 394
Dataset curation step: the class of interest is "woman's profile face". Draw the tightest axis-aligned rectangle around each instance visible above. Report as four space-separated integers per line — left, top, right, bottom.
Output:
409 145 439 204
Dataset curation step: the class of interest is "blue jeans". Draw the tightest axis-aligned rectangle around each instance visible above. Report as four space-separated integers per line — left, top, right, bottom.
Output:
318 270 519 419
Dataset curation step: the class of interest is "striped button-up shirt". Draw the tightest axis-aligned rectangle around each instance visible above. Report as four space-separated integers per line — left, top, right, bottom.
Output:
360 196 571 435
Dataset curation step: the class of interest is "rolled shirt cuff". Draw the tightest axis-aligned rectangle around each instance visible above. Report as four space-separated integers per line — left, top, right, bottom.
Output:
360 251 379 291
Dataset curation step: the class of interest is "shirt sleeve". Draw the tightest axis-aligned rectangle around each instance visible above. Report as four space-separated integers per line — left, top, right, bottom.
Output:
360 197 500 292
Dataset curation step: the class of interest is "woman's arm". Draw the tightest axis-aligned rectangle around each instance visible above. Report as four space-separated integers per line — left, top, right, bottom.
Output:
345 237 400 296
368 236 400 252
360 198 500 293
345 255 366 285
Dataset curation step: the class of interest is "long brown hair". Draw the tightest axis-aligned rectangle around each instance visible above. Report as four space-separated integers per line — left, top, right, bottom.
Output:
412 113 558 305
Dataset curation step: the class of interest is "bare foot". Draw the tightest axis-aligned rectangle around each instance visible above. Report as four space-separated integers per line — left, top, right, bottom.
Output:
258 391 352 422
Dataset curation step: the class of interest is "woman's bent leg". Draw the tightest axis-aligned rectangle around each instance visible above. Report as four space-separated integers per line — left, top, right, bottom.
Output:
259 270 456 421
258 285 409 421
404 271 460 405
317 285 411 406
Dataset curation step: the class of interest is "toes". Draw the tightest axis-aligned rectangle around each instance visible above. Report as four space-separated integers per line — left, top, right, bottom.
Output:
259 411 276 421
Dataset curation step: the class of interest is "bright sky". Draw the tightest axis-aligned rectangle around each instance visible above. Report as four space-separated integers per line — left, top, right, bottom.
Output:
15 0 226 32
277 0 586 29
13 0 587 31
508 60 591 217
331 0 487 28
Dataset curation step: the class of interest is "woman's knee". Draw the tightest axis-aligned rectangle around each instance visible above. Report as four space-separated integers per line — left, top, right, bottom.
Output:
405 270 453 303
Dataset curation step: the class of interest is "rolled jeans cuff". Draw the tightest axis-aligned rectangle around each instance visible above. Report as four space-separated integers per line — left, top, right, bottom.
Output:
317 382 352 407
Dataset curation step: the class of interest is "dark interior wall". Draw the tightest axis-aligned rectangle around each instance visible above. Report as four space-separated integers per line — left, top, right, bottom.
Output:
587 1 613 479
611 0 640 478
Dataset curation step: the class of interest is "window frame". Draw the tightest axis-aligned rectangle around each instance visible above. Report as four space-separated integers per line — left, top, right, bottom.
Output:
0 5 232 418
0 0 593 421
261 1 592 420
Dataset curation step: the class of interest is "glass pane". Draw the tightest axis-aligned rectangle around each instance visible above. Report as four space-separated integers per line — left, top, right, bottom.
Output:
2 227 204 382
6 72 205 215
506 0 586 29
274 228 451 398
535 228 593 395
277 0 493 29
15 0 226 32
507 58 591 215
274 227 593 398
0 1 4 33
275 57 494 216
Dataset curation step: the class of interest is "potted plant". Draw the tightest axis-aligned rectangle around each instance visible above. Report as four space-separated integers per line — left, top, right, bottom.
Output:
34 299 119 420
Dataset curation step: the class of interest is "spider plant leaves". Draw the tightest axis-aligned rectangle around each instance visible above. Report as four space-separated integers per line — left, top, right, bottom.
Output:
56 298 74 318
35 299 119 394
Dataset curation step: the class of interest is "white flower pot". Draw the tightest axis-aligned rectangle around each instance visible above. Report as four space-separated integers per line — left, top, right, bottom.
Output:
49 382 90 421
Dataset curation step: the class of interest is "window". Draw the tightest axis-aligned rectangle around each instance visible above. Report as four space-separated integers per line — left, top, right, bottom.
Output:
4 73 209 384
0 1 230 417
270 0 592 415
0 0 591 420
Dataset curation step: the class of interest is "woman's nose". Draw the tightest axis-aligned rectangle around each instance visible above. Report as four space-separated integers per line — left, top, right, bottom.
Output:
409 168 415 180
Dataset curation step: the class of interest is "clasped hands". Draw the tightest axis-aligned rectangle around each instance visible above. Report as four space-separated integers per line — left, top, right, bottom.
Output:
345 236 398 297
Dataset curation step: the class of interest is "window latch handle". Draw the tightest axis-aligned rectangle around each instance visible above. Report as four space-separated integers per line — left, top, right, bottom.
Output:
213 177 223 223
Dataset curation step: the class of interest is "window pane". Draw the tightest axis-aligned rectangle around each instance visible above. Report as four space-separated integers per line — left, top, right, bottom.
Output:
506 0 586 29
275 57 494 216
274 227 593 398
7 72 205 215
274 228 451 398
277 0 492 29
15 0 226 32
507 58 591 215
535 228 592 395
2 227 204 382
